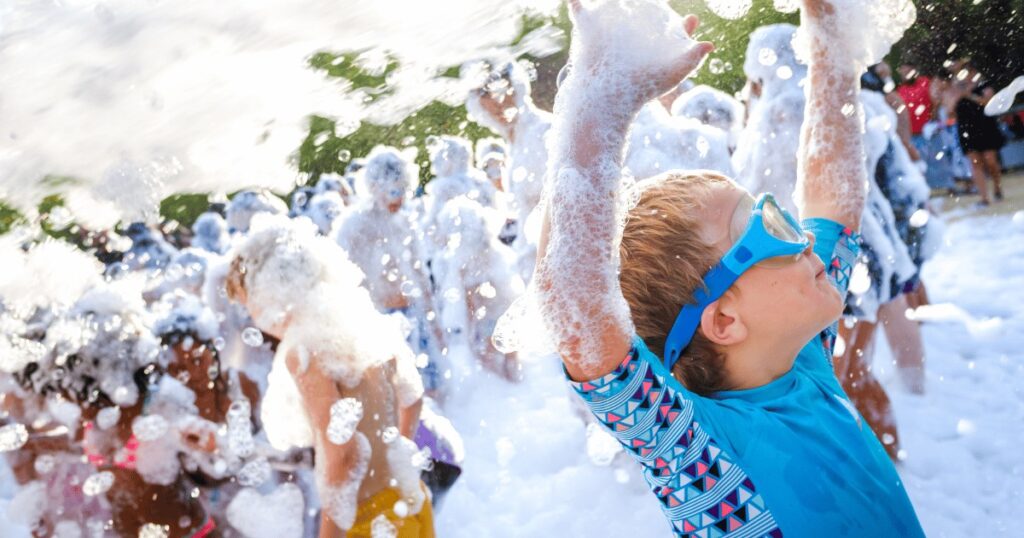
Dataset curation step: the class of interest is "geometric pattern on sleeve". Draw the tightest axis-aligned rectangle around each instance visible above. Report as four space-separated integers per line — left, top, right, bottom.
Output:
822 225 862 357
569 351 783 538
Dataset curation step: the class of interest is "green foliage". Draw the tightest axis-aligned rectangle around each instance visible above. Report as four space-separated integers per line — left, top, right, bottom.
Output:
0 201 26 235
297 103 497 188
679 0 800 95
160 193 211 229
308 51 399 103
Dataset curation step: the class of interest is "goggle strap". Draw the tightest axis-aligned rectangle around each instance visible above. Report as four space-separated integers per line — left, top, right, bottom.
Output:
663 264 740 371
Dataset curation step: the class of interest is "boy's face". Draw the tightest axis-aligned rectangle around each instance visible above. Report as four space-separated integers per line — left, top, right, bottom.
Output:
699 182 843 356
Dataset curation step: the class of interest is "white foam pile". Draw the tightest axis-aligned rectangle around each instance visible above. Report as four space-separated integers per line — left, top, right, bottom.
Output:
0 0 564 228
326 397 364 445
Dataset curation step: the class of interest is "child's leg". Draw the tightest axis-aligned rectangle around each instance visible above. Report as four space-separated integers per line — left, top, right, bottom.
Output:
905 280 930 310
878 294 926 395
981 150 1003 197
835 320 901 460
967 151 991 203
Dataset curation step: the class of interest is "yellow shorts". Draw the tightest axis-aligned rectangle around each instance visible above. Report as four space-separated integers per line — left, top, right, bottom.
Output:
347 483 435 538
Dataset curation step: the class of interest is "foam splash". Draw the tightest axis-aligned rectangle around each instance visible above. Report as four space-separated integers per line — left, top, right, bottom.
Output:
0 0 564 225
985 75 1024 117
792 0 916 71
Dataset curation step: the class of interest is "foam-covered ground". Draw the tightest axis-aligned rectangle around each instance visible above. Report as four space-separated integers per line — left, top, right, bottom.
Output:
3 209 1022 537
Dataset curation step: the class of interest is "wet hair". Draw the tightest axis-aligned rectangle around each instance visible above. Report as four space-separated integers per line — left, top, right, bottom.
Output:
619 171 731 395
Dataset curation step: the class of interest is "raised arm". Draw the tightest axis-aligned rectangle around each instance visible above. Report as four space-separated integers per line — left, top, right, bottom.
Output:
534 0 712 381
795 0 868 230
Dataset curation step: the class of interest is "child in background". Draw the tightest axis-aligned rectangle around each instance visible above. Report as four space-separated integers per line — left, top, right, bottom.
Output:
226 216 432 537
534 0 925 536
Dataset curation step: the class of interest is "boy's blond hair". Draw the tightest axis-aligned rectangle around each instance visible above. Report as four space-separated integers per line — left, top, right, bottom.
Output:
619 171 731 395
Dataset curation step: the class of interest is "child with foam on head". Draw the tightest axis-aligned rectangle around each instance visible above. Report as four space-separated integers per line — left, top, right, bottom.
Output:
335 145 447 395
535 0 925 535
226 215 432 537
432 197 523 382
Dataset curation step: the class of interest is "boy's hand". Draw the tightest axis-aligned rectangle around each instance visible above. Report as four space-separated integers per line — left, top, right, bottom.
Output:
801 0 836 20
567 0 713 106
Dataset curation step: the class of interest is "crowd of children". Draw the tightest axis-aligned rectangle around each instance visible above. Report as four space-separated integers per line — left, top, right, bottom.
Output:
0 0 957 535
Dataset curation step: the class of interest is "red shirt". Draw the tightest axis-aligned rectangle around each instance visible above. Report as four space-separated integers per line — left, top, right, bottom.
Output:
897 76 932 135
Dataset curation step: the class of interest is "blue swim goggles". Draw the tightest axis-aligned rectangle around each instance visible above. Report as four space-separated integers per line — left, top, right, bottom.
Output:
663 193 809 370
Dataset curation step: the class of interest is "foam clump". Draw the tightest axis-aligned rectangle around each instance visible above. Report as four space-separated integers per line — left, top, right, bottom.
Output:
190 212 230 254
0 424 29 452
704 0 752 20
225 483 305 538
81 471 115 496
132 415 170 442
226 190 288 234
327 398 364 445
792 0 916 71
235 457 271 487
320 432 372 530
371 514 398 538
0 238 104 317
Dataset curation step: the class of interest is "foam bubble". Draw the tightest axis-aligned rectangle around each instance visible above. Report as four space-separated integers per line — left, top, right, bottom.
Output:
327 398 364 445
138 523 171 538
82 471 115 496
0 423 29 452
241 327 264 347
705 0 752 20
371 514 398 538
226 483 305 538
236 457 272 487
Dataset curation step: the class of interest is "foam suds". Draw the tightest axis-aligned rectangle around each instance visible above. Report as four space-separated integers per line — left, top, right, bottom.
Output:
528 0 712 366
320 432 371 531
226 483 306 538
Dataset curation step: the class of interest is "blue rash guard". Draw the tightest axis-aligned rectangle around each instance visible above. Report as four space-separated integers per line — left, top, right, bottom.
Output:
567 218 925 538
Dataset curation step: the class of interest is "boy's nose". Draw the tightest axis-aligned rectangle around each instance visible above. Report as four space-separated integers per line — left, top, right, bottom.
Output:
804 231 816 254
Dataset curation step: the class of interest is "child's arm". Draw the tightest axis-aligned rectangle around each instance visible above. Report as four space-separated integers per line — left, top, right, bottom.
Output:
535 0 712 381
795 0 868 230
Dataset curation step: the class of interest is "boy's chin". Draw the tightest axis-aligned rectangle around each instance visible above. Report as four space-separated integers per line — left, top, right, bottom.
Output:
819 287 845 323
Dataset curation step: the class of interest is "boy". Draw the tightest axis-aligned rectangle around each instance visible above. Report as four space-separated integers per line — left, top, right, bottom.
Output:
535 1 925 536
227 217 431 537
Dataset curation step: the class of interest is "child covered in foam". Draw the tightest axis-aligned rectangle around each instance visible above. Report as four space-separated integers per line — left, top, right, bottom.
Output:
432 197 523 381
624 100 734 179
421 136 497 245
670 84 744 152
226 215 432 536
466 61 554 281
334 145 446 392
532 0 924 535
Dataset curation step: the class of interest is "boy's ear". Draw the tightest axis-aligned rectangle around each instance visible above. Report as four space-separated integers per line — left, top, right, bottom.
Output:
699 299 747 346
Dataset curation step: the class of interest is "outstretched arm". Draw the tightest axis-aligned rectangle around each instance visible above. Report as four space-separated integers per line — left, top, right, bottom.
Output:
796 0 868 230
535 0 712 381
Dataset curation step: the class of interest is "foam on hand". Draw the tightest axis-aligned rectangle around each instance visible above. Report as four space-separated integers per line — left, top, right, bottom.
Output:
792 0 916 72
524 0 714 366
